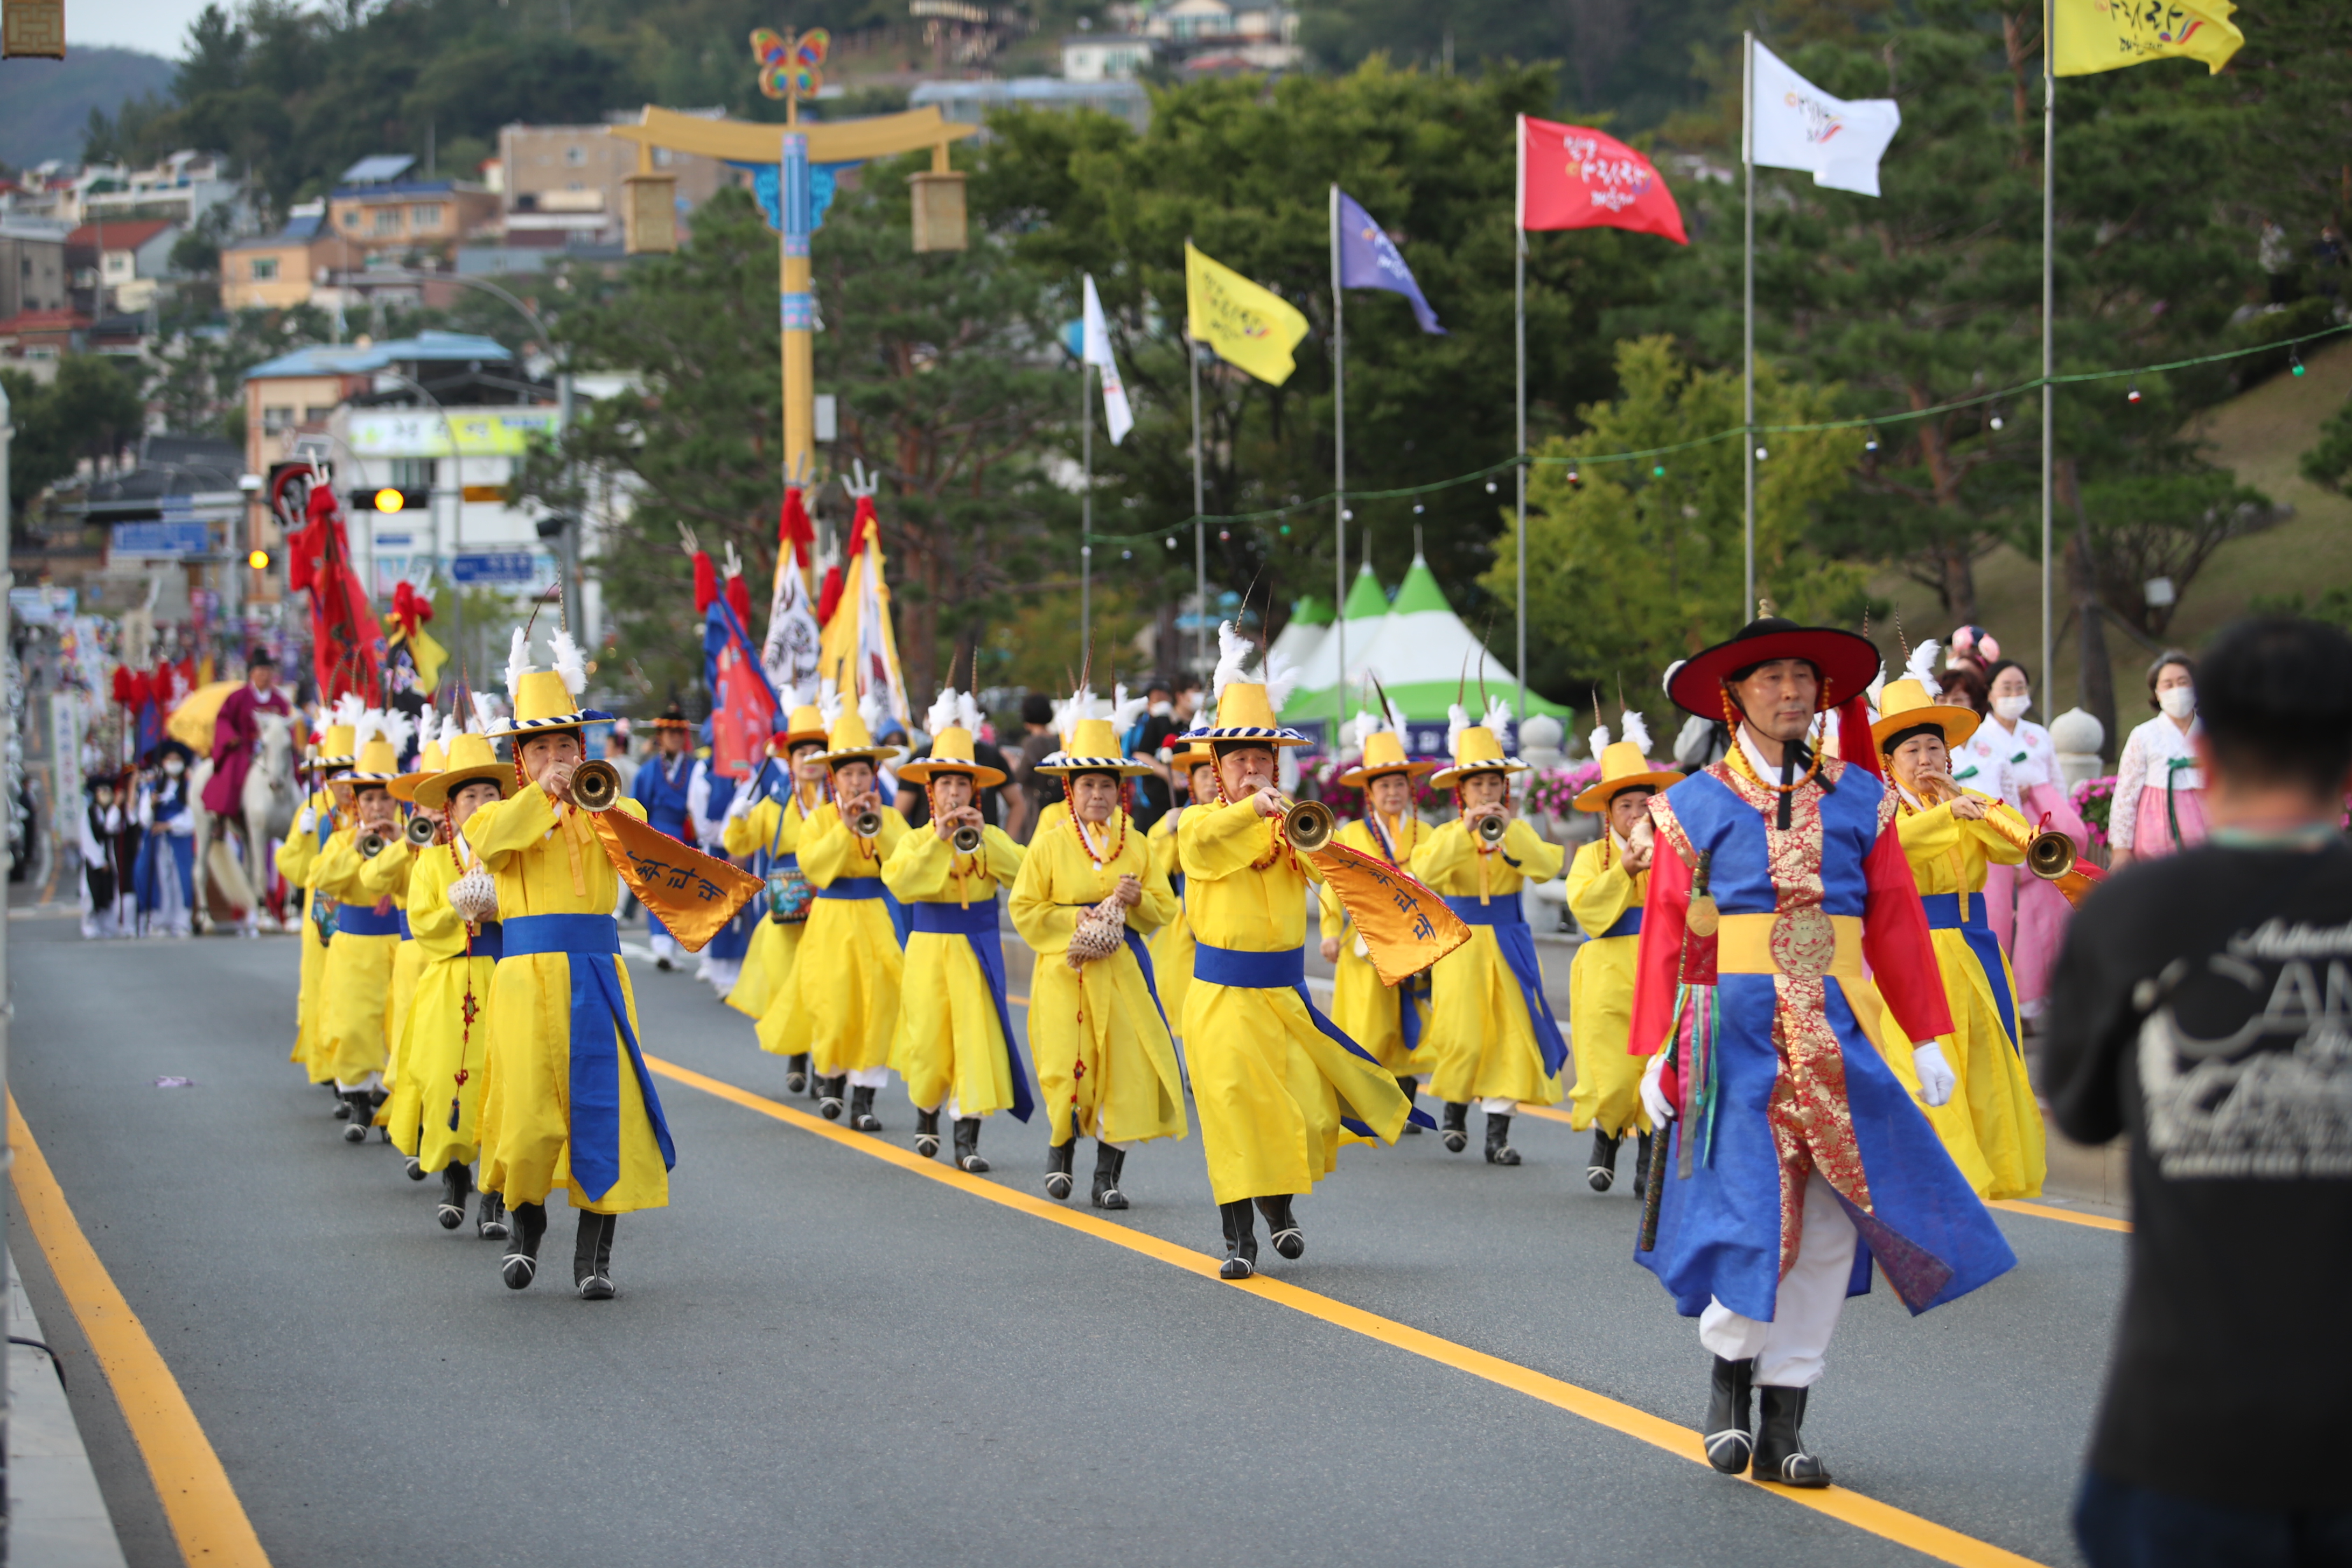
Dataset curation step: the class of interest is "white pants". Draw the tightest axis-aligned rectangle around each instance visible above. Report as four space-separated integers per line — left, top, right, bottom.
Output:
649 932 679 961
1696 1172 1858 1389
1478 1095 1516 1114
334 1069 386 1095
846 1066 890 1089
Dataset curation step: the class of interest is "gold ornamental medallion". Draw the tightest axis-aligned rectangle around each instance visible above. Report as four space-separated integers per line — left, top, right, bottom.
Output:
1685 894 1720 938
1768 905 1836 978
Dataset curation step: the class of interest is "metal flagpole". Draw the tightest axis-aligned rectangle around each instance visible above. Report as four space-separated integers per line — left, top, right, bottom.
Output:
2040 0 2056 713
1514 115 1528 726
1743 29 1758 619
1080 357 1093 661
1331 184 1347 716
1191 326 1207 676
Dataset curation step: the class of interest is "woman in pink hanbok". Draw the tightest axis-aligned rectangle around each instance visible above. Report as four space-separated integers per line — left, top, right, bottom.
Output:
1952 660 2091 1021
2107 652 2204 871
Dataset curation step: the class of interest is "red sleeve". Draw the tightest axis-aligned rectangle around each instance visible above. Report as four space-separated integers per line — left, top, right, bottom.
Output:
1859 820 1955 1041
210 687 248 762
1627 835 1690 1057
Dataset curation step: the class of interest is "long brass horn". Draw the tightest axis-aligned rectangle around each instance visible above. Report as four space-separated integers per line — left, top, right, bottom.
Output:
951 823 983 854
1917 771 2106 907
850 807 885 838
357 830 389 858
1283 798 1336 853
1474 813 1510 845
565 759 622 813
404 813 439 848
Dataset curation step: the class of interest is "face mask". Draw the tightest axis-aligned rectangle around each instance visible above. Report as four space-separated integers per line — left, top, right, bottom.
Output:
164 758 185 775
1993 695 2031 722
2158 686 2195 720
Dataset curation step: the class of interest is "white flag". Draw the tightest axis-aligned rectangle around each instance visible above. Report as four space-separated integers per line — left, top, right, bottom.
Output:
760 560 821 696
1748 39 1901 198
1081 274 1133 446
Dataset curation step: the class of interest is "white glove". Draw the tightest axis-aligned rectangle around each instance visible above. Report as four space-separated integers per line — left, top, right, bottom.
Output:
1640 1052 1677 1126
298 804 317 832
726 787 755 820
1912 1041 1956 1108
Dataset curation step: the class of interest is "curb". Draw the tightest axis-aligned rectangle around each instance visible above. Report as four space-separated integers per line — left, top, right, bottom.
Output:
8 1248 131 1568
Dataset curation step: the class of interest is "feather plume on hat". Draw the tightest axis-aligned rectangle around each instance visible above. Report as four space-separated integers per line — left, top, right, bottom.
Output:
1904 639 1944 698
1445 702 1474 757
379 707 416 757
1480 693 1514 733
1110 682 1150 736
440 714 463 749
1620 709 1653 759
504 628 529 702
1348 708 1384 750
818 680 844 725
1263 647 1300 712
957 692 982 736
857 688 887 736
1587 721 1612 760
550 628 588 699
467 691 498 734
1210 620 1254 701
923 684 962 738
353 710 386 750
331 692 367 730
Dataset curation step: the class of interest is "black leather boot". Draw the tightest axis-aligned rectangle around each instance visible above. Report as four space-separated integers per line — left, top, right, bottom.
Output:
1634 1129 1656 1193
477 1187 509 1241
405 1156 426 1181
1484 1111 1521 1166
340 1089 372 1143
954 1117 988 1173
332 1091 352 1121
1044 1137 1076 1200
849 1083 881 1133
786 1053 810 1095
437 1161 472 1230
501 1201 547 1290
573 1209 617 1301
1255 1194 1304 1260
1440 1101 1470 1154
1588 1128 1621 1192
1218 1199 1258 1280
1703 1356 1755 1475
1090 1142 1128 1210
914 1107 942 1159
370 1086 393 1144
1396 1076 1422 1134
1753 1385 1829 1486
817 1074 846 1121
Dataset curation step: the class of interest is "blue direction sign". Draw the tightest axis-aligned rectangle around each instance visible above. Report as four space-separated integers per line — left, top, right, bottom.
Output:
113 520 212 556
451 551 540 585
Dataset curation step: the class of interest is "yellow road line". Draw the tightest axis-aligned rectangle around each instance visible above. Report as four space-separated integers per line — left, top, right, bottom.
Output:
8 1094 274 1568
1989 1199 2130 1233
647 1055 2047 1568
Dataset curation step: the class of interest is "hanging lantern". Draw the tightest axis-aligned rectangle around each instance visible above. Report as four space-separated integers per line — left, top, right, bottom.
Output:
3 0 67 56
623 171 678 255
909 170 968 254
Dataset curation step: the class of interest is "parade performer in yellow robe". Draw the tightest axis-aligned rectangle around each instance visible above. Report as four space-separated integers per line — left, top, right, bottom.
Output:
1319 707 1438 1116
1010 710 1186 1209
282 706 356 1096
386 719 515 1238
310 712 414 1140
1564 713 1678 1193
790 694 906 1131
1410 696 1569 1168
1179 626 1424 1278
884 687 1032 1171
1874 676 2048 1201
723 696 830 1091
1145 738 1217 1069
380 709 439 1164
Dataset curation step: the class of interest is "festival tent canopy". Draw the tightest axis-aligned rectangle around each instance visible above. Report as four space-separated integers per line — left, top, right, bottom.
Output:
1266 593 1331 676
1280 553 1572 724
1284 561 1395 697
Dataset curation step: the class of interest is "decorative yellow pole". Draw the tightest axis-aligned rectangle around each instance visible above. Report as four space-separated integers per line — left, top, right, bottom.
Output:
754 26 828 489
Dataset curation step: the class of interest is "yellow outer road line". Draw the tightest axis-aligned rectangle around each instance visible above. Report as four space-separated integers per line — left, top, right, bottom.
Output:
647 1054 2047 1568
8 1095 274 1568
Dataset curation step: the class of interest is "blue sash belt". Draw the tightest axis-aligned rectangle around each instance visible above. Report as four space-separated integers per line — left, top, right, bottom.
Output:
1058 902 1171 1034
397 911 413 940
1444 895 1570 1077
907 899 1034 1122
1193 942 1435 1134
816 875 885 901
336 905 403 937
501 912 676 1201
470 919 505 961
1600 908 1643 940
1921 891 2020 1050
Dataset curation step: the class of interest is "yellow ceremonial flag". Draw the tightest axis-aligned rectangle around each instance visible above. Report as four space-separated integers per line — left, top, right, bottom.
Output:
588 807 762 951
1184 241 1311 387
2053 0 2243 76
1312 839 1471 985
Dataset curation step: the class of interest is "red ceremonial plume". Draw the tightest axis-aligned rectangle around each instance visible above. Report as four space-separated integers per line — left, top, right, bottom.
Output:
1836 692 1881 780
725 570 752 627
1518 116 1688 245
779 486 815 570
846 493 878 557
691 549 717 614
390 580 433 639
816 564 844 627
112 665 143 706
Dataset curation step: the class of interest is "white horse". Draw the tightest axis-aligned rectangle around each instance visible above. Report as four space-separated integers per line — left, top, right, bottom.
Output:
192 710 301 933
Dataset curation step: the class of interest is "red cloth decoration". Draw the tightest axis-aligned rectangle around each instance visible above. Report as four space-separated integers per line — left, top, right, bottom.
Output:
815 564 844 628
1835 692 1881 779
281 478 380 702
389 580 434 639
1518 117 1689 246
112 665 144 707
779 487 815 570
724 572 752 628
692 550 717 615
845 494 878 557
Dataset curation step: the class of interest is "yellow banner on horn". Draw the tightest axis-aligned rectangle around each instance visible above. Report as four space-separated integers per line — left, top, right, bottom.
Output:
587 808 763 951
1310 839 1471 985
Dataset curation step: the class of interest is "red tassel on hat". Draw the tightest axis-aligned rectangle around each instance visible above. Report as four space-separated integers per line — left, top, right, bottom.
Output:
779 487 815 570
691 549 717 615
816 564 844 627
1836 691 1881 779
725 571 752 627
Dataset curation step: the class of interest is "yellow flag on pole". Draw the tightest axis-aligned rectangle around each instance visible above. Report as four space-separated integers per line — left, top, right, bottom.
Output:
1184 241 1311 387
2052 0 2243 76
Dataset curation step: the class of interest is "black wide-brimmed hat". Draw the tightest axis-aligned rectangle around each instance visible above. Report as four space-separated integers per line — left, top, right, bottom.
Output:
1666 613 1881 719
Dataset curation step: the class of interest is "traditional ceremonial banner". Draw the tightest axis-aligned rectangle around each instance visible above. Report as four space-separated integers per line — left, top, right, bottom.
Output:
1311 839 1471 985
1749 39 1902 197
1184 241 1312 386
1336 190 1446 334
762 489 822 694
815 495 913 726
588 806 761 950
2053 0 2244 75
1081 274 1134 445
1518 116 1689 244
706 591 780 782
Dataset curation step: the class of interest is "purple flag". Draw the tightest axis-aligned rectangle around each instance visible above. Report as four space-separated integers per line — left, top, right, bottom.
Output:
1336 190 1446 335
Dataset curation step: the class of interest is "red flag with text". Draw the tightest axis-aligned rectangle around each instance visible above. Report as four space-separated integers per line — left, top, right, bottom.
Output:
1518 116 1689 245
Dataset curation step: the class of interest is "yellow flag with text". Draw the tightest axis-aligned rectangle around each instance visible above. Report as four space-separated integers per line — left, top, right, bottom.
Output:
2053 0 2243 76
1184 241 1311 387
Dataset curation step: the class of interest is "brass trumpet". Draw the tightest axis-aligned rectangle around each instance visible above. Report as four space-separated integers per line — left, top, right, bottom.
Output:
850 807 885 838
404 814 439 849
1473 812 1510 845
1914 772 2107 907
1282 797 1336 853
951 823 983 854
358 830 389 858
564 759 622 814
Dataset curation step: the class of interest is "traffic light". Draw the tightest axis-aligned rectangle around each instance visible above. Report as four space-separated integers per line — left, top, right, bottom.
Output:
354 486 429 514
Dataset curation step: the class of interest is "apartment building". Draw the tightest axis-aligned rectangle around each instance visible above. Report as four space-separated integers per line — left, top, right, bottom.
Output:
325 156 500 265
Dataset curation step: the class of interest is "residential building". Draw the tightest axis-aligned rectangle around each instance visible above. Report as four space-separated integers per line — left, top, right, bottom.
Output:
495 117 738 254
324 156 500 267
0 219 69 319
65 218 181 313
0 306 92 378
43 433 251 640
1061 32 1158 81
1106 0 1301 72
220 204 334 311
82 150 249 230
910 76 1152 134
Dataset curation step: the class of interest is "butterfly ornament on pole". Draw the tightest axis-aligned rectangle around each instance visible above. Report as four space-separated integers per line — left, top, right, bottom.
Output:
751 26 829 105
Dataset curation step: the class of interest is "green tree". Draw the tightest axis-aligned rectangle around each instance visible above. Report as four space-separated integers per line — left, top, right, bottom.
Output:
2 357 147 514
1485 335 1866 729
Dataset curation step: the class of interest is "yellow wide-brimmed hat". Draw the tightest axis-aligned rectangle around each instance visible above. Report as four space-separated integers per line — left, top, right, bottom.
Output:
816 708 902 768
899 724 1007 788
338 712 405 783
1429 720 1529 789
1037 718 1152 778
1338 729 1437 790
411 732 514 813
1573 740 1684 813
1165 737 1219 777
311 722 357 771
1187 678 1311 748
769 702 830 753
1871 678 1981 754
505 669 608 733
389 724 449 803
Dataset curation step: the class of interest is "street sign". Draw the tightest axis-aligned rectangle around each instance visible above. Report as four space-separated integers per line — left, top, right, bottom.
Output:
373 532 415 549
114 520 212 557
451 550 540 585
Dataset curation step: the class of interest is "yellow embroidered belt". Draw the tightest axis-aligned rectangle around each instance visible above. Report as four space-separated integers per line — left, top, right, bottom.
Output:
1716 911 1864 980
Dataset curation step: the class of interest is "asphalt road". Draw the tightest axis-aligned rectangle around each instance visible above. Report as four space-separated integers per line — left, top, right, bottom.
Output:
7 911 2126 1567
